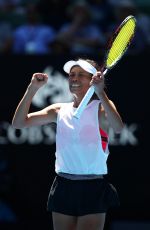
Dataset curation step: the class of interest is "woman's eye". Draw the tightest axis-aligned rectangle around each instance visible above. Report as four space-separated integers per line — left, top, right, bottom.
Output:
78 73 83 77
69 74 74 78
69 73 89 78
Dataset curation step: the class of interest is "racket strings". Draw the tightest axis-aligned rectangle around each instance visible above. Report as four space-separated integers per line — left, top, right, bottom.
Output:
107 18 136 68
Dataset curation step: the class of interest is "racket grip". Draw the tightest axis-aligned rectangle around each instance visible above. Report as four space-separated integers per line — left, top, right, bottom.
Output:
73 85 95 119
73 69 108 119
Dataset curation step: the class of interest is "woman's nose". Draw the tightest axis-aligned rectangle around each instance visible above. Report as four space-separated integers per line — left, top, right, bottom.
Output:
72 75 78 81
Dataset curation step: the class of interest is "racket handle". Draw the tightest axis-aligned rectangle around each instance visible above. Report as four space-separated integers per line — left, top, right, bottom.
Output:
73 69 108 119
73 85 95 119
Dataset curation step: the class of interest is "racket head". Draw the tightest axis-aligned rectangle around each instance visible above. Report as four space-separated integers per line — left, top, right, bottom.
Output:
104 15 136 70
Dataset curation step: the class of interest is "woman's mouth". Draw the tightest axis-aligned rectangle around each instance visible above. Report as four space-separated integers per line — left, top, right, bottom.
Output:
70 84 81 89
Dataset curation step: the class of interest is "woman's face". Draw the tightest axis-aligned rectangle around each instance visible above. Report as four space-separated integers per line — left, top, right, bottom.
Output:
68 66 92 97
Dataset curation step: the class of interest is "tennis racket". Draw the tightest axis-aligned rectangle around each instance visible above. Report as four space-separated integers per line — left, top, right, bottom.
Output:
73 15 136 119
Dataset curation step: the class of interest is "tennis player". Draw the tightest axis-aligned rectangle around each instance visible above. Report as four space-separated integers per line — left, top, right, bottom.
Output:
12 58 124 230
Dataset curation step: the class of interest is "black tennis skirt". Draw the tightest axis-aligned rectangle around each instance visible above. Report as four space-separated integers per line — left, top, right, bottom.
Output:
47 175 120 216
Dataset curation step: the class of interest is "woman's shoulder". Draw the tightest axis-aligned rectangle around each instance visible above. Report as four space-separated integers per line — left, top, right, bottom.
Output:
46 102 73 111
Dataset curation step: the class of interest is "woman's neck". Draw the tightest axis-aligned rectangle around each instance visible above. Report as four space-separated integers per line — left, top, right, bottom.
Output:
72 94 95 108
73 96 81 108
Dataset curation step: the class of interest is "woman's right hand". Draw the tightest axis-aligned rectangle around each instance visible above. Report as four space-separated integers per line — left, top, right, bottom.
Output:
30 73 48 89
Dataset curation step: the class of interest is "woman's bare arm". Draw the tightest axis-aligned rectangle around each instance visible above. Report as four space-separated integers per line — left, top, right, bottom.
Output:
12 73 61 129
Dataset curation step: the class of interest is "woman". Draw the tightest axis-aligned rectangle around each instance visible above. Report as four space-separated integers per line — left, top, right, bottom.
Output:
12 58 124 230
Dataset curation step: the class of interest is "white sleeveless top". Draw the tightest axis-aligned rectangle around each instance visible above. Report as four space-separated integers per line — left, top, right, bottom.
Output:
55 100 109 175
